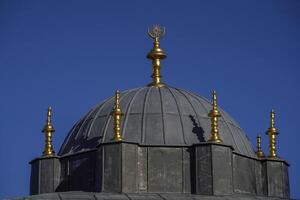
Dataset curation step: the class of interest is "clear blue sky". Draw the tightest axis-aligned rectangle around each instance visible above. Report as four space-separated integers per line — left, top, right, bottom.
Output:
0 0 299 198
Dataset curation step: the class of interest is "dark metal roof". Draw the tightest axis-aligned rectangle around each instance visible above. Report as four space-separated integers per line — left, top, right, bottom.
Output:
59 86 255 157
9 191 293 200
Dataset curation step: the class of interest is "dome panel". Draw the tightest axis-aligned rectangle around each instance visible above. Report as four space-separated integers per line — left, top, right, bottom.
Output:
161 87 179 114
144 114 164 144
179 90 210 117
170 88 195 116
102 116 114 143
99 97 115 116
218 120 240 152
88 116 106 139
146 87 162 114
120 90 138 113
164 114 185 145
58 86 255 157
122 114 142 143
231 125 254 156
129 88 148 113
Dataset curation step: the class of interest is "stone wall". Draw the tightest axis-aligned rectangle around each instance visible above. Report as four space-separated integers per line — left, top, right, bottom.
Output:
30 141 290 199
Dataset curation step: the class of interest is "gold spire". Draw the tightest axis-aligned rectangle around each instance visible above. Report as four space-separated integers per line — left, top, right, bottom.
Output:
256 134 265 158
266 109 279 158
42 107 55 156
112 90 124 141
208 90 223 143
147 25 167 88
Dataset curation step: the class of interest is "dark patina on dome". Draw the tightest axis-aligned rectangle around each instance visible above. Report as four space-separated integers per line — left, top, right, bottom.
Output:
59 86 255 157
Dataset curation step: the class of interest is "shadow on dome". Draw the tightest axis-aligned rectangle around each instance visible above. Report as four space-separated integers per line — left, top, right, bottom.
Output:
72 136 101 153
189 115 205 143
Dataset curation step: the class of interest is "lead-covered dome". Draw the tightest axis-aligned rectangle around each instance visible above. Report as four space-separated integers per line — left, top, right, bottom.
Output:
59 86 255 157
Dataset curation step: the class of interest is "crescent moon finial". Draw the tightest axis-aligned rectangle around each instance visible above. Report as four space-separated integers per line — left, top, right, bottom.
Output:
148 24 166 39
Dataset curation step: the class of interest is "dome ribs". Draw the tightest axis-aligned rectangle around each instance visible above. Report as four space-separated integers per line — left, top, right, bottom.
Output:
199 94 246 155
102 89 135 143
87 97 114 141
59 87 256 158
174 88 206 144
166 87 187 145
159 87 185 145
215 107 254 156
85 95 122 139
121 87 144 139
58 121 80 155
158 87 166 144
60 110 94 154
184 91 241 153
74 109 96 141
220 111 253 155
85 103 108 138
144 88 165 145
141 87 152 144
182 90 212 142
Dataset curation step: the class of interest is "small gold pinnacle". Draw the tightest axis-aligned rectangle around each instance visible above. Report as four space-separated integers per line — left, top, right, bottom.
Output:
208 90 223 143
42 107 55 156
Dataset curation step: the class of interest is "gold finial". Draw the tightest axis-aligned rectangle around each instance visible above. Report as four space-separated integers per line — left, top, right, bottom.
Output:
208 90 223 143
112 90 124 141
256 134 265 158
266 109 279 158
147 24 167 88
42 107 55 156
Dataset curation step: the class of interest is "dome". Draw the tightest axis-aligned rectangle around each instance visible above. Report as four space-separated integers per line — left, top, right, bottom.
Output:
59 86 255 157
28 27 291 200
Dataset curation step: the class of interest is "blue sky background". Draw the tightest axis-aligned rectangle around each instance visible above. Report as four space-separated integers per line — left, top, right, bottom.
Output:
0 0 299 198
